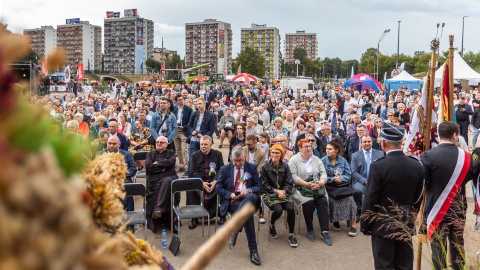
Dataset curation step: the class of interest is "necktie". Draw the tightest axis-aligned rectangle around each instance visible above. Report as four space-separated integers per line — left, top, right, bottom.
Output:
365 151 371 177
326 136 330 143
233 168 241 192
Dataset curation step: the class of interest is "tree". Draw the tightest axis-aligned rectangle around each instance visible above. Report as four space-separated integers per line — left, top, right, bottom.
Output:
358 48 377 76
145 59 161 72
232 46 266 78
293 48 307 63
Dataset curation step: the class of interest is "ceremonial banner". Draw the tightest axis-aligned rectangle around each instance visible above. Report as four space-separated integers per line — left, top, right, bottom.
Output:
440 62 450 122
77 63 84 81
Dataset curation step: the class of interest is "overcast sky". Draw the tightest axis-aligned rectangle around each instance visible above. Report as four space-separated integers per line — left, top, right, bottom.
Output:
2 0 479 61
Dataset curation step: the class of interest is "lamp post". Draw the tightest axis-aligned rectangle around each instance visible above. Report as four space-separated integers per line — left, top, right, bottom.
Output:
294 59 300 77
396 21 401 69
461 16 468 56
376 29 390 80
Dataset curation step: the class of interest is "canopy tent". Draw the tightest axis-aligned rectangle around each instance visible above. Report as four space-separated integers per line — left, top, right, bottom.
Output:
343 73 382 91
434 50 480 87
229 73 258 84
385 70 422 92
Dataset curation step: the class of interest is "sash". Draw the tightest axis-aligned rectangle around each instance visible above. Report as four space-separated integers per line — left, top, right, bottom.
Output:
475 175 480 213
427 148 470 240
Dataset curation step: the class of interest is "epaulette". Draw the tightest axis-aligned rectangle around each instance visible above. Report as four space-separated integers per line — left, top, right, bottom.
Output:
372 156 386 163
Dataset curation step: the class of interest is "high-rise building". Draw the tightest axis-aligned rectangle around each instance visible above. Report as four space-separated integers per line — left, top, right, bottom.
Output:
185 19 232 76
240 23 281 80
23 26 57 58
104 11 154 74
56 21 102 73
284 30 318 63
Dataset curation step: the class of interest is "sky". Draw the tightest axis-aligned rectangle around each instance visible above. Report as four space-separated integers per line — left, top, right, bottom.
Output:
2 0 480 61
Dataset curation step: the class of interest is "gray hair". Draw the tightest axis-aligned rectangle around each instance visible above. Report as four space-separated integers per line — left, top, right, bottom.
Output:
200 135 213 143
382 138 403 147
231 146 244 157
66 120 79 129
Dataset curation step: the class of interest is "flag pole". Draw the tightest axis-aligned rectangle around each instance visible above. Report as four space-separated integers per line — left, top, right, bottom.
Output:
415 40 438 270
448 35 455 121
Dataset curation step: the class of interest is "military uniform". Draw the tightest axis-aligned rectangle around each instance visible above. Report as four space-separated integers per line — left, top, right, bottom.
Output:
361 123 424 270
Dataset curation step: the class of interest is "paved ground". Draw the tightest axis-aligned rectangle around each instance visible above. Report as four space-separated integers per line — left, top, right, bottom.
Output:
131 138 480 269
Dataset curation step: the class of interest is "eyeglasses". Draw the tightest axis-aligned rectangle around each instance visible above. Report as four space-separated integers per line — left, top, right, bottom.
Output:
271 151 281 155
388 115 393 117
308 139 316 142
301 145 312 149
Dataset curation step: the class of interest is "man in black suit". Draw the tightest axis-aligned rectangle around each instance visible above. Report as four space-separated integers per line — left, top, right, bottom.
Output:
454 97 473 143
361 122 424 270
242 91 253 106
107 119 129 151
347 124 379 161
173 94 193 173
316 123 342 157
421 121 472 270
216 146 262 265
204 87 216 109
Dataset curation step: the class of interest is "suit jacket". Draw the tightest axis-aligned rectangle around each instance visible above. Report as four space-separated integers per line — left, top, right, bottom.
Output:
348 136 379 160
173 105 193 136
95 102 106 112
205 91 216 108
244 147 266 171
216 162 262 216
99 149 137 180
187 110 217 139
316 133 342 157
421 143 472 219
361 150 424 237
112 132 129 152
351 149 385 185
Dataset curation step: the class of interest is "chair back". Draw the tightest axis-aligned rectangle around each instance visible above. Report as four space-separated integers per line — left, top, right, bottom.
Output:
133 151 148 162
171 178 204 194
124 183 146 197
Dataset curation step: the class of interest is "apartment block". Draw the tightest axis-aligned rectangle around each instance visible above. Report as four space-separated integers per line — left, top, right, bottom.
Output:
23 26 57 58
56 21 102 73
104 15 154 74
185 19 233 76
284 30 318 63
241 23 281 80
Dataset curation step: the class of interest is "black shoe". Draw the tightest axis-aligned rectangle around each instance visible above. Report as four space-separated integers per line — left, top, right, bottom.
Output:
332 221 341 231
219 216 226 226
230 232 239 246
269 225 277 239
189 219 198 230
288 235 298 248
153 210 162 219
250 250 261 265
349 227 357 237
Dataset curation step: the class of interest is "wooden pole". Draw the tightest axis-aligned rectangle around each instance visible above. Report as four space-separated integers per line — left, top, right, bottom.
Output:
448 35 455 121
182 202 256 270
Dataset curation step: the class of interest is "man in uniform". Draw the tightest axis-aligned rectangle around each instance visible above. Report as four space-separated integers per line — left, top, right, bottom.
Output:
361 122 424 270
421 121 472 270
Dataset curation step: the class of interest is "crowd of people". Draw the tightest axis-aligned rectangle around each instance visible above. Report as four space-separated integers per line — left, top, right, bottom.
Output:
34 81 479 268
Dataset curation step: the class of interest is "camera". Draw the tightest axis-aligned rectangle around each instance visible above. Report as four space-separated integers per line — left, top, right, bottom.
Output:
161 128 167 133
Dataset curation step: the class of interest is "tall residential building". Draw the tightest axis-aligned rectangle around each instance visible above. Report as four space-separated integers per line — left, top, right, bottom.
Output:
185 19 233 76
284 30 318 63
104 13 154 74
23 26 57 58
56 21 102 73
240 23 281 80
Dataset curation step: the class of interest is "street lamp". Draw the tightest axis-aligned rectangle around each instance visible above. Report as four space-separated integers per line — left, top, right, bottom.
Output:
376 29 390 80
396 21 401 69
461 16 468 57
295 59 300 77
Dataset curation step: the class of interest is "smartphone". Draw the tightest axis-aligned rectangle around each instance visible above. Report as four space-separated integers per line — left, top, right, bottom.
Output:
234 191 241 196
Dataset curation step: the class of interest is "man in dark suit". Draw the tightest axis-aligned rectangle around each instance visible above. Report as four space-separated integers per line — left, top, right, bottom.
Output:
316 123 342 157
454 97 473 143
242 91 253 106
173 94 193 173
107 119 129 151
216 146 262 265
347 124 379 160
361 122 424 270
204 88 216 109
187 97 217 176
351 135 385 219
421 121 472 270
95 97 106 112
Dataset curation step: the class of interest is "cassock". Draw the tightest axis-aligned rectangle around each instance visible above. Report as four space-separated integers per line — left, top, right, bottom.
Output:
187 149 224 217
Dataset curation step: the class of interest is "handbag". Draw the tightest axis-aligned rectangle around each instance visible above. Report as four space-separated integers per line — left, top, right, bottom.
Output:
295 175 326 197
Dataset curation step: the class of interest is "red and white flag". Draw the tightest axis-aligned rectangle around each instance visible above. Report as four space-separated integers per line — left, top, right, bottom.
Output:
77 63 84 81
41 58 48 76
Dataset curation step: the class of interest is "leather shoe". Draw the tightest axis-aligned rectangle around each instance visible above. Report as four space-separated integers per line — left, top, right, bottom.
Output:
230 232 239 246
250 250 261 265
219 216 226 226
189 219 198 230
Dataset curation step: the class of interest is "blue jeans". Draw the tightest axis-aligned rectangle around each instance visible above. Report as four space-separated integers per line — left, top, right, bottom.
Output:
188 140 200 172
473 127 480 148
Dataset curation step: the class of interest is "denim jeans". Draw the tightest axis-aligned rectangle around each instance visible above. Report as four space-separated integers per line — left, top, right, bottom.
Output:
473 127 480 148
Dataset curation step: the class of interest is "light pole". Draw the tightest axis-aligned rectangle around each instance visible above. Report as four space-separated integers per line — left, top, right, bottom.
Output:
461 16 468 56
376 29 390 80
295 59 300 77
396 21 401 69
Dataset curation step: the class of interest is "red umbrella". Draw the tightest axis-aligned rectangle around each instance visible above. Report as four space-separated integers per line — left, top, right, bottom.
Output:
230 73 258 84
194 76 205 82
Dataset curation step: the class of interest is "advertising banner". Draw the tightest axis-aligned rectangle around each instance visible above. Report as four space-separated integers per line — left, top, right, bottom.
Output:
64 65 71 83
136 18 144 45
77 63 84 81
106 11 114 18
114 12 120 18
124 8 137 17
41 58 47 76
66 18 80 24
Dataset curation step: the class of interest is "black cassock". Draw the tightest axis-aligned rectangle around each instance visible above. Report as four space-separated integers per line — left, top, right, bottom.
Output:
145 149 178 217
186 149 224 218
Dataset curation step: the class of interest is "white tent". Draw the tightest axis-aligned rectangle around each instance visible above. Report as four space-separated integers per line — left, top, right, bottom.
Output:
385 70 422 92
434 50 480 87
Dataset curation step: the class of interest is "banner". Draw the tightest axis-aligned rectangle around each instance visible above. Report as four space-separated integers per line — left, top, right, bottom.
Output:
64 65 71 83
136 18 144 45
440 62 450 122
114 12 120 18
41 58 47 76
124 8 137 17
66 18 80 24
106 11 114 18
77 63 84 81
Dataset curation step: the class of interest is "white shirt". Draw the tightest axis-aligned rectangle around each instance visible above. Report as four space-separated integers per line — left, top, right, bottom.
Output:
191 113 204 142
248 151 255 164
177 106 183 125
353 97 364 115
301 155 314 175
343 99 351 113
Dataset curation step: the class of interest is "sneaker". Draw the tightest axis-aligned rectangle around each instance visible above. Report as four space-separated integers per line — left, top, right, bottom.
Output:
288 235 298 248
332 221 341 231
349 227 357 237
269 226 277 239
307 229 315 241
475 222 480 231
321 232 333 246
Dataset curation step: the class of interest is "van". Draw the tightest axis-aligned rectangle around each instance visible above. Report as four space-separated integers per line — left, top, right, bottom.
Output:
280 77 316 97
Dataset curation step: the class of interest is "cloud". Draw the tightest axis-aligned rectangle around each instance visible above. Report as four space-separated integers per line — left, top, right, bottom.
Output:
154 22 183 35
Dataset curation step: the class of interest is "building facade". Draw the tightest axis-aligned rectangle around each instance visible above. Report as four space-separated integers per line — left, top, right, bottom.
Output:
240 23 281 80
104 15 154 74
185 19 232 76
153 47 178 63
284 30 318 63
56 21 102 73
23 26 57 58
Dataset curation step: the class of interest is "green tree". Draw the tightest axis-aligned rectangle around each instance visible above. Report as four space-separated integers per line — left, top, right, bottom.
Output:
463 51 480 70
358 48 377 75
232 46 266 78
145 59 161 72
293 48 308 63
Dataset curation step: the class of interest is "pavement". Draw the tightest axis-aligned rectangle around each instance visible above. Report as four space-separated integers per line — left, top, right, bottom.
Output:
131 138 480 269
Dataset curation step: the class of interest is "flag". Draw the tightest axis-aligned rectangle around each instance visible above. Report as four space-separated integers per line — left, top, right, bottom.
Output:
77 63 84 81
350 66 354 77
237 64 241 74
400 62 405 71
41 58 47 76
175 63 178 69
383 72 387 83
440 62 450 122
64 65 71 83
106 11 114 18
161 63 165 74
403 75 438 158
331 110 338 134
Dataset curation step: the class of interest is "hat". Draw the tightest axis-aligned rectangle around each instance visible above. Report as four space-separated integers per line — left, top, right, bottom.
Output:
380 122 405 141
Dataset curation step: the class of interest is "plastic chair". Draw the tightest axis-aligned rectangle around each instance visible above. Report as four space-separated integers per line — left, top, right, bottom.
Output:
124 183 147 239
171 178 210 239
133 151 148 181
